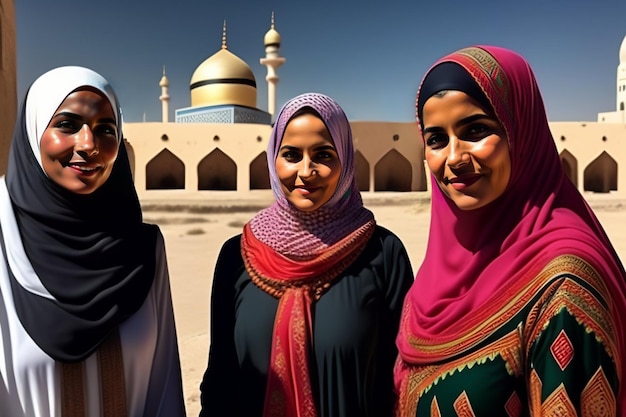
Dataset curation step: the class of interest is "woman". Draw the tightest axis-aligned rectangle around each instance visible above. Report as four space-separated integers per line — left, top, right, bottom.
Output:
200 92 414 417
394 46 626 415
0 66 185 417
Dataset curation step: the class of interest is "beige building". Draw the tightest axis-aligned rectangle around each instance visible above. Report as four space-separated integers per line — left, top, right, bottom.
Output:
0 0 17 175
125 26 626 198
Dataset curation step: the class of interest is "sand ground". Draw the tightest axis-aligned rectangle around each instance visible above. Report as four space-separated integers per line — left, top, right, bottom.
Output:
140 190 626 416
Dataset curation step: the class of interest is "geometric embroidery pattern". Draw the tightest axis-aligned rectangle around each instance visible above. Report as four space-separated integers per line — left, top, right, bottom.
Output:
453 391 476 417
550 330 574 371
542 383 576 416
581 367 616 417
431 396 441 417
529 369 543 414
504 391 523 417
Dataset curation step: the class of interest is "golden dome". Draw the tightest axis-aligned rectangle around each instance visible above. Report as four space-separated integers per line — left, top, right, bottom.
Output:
264 12 281 46
189 23 257 109
264 28 281 46
159 66 169 87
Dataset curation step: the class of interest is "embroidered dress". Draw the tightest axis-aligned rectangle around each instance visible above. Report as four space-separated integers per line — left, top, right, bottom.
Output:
200 93 414 417
395 46 626 416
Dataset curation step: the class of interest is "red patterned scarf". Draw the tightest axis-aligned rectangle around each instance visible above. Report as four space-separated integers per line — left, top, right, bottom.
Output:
242 220 375 417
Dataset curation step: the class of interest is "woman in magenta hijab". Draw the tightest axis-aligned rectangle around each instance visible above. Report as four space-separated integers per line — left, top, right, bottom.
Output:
394 46 626 415
200 93 413 417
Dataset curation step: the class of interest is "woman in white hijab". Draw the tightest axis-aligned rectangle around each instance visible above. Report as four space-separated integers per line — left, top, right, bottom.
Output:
0 66 185 417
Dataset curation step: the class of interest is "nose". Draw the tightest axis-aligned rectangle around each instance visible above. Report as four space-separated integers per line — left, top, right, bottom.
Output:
75 124 99 156
446 136 470 168
299 155 317 177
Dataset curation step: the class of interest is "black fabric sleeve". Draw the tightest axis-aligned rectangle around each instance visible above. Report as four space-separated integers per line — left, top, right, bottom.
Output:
373 226 415 416
199 235 243 416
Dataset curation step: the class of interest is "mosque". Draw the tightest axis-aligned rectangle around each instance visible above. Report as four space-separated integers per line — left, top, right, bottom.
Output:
1 0 625 196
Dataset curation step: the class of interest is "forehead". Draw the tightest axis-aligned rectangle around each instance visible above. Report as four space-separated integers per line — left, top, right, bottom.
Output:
422 91 488 123
282 113 333 142
55 88 115 115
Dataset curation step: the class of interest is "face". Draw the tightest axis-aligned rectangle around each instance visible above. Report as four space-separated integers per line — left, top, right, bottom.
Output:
275 113 342 212
40 88 119 195
422 90 511 210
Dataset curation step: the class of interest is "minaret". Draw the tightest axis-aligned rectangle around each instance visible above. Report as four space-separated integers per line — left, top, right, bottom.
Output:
159 66 170 123
617 34 626 122
260 12 286 120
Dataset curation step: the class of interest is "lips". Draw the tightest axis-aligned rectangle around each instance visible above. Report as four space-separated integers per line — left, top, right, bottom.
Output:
445 173 482 190
66 163 101 176
295 185 320 195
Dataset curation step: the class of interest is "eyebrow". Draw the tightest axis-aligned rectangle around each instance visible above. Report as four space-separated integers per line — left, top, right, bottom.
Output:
279 144 336 152
51 111 116 125
422 114 494 135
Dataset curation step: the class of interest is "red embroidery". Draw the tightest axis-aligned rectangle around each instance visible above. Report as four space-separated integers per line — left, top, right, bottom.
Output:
550 330 574 371
504 392 523 417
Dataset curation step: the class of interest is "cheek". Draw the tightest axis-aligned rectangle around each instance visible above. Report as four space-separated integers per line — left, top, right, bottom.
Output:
40 135 73 160
425 151 445 175
274 160 290 181
101 143 120 165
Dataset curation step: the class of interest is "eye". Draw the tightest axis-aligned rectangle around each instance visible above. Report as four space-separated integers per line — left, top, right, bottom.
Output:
464 123 491 141
94 124 118 137
315 150 337 161
54 119 80 132
425 133 448 149
281 150 302 162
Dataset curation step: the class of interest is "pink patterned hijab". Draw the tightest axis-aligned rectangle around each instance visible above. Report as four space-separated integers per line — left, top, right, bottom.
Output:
248 92 374 257
396 46 626 404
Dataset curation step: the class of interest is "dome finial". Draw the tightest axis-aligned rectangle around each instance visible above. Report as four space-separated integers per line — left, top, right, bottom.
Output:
271 11 275 29
222 20 227 49
162 65 166 76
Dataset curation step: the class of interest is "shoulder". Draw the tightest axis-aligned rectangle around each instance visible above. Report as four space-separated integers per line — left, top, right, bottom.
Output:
539 255 611 302
220 234 242 255
530 255 614 333
215 234 244 269
369 225 408 252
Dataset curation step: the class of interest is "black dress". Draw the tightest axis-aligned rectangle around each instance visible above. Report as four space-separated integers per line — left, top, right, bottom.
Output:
200 225 414 417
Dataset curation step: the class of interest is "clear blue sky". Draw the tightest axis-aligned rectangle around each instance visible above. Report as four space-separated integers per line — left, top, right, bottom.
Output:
15 0 626 123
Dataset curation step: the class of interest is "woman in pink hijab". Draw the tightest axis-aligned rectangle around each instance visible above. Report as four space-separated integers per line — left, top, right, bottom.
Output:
394 45 626 415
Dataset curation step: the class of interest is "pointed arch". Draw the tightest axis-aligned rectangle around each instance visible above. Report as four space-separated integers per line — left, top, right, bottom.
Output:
123 139 136 180
355 150 370 192
250 151 270 190
584 151 617 193
146 148 185 190
198 148 237 190
559 149 578 188
374 149 412 192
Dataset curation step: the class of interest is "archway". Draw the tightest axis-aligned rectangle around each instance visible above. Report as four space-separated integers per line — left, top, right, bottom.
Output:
198 148 237 190
374 149 412 192
355 151 370 191
559 149 578 188
250 151 270 190
146 148 185 190
583 151 617 193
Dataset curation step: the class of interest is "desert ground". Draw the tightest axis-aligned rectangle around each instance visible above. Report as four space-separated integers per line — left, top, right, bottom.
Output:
140 190 626 416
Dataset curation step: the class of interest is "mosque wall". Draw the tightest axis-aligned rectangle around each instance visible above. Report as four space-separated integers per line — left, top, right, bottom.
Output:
125 119 626 199
0 0 17 174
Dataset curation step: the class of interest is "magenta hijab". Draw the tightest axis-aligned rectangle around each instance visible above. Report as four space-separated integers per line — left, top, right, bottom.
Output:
396 46 626 401
248 93 373 258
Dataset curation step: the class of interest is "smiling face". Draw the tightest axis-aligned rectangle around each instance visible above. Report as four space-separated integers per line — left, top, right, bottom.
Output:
422 90 511 210
39 88 119 195
275 112 342 212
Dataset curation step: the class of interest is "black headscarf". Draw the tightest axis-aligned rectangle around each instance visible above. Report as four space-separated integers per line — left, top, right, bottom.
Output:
2 66 157 362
